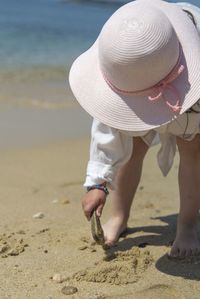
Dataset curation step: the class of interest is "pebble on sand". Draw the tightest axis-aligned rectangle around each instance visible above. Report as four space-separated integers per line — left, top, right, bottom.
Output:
0 245 9 254
52 273 67 283
61 198 70 204
78 245 88 251
32 212 45 219
61 286 78 295
52 199 59 204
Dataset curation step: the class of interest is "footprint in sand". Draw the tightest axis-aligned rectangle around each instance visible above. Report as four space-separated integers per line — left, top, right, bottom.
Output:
0 233 27 258
72 247 153 285
137 284 185 299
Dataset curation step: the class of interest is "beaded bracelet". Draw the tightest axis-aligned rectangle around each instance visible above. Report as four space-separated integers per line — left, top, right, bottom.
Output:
87 184 109 196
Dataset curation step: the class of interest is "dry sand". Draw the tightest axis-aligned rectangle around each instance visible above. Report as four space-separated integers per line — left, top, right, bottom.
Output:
0 138 200 299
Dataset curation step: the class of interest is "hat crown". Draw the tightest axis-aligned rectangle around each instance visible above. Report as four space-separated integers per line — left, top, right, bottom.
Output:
98 2 180 92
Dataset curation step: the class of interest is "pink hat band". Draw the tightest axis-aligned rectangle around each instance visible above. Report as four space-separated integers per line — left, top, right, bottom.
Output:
103 47 185 113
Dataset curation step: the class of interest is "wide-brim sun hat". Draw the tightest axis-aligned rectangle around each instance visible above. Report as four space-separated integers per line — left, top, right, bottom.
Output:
177 2 200 32
69 0 200 131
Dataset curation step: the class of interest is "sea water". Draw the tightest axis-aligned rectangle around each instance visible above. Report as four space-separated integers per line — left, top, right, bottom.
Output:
0 0 199 148
0 0 117 106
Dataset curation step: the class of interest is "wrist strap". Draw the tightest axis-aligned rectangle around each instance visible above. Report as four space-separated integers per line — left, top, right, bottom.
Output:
87 184 109 196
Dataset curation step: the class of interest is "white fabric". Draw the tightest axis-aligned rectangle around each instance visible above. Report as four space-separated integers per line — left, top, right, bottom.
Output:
84 104 200 189
85 120 133 187
84 3 200 189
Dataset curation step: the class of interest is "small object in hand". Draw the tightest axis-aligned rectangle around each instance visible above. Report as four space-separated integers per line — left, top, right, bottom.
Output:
91 212 105 246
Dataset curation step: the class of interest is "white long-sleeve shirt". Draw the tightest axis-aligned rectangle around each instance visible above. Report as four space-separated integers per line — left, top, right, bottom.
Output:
84 99 200 189
84 2 200 189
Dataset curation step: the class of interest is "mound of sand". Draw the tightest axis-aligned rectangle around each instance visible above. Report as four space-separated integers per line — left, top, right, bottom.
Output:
73 247 153 285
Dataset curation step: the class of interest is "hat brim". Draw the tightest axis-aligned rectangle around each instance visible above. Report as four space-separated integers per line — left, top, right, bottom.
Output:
69 0 200 131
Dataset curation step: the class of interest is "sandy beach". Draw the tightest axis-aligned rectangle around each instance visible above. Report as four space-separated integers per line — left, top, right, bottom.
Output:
0 138 199 299
1 0 200 297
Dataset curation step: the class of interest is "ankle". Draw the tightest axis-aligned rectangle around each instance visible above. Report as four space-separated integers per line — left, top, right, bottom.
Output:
109 214 129 226
178 214 198 228
176 217 197 237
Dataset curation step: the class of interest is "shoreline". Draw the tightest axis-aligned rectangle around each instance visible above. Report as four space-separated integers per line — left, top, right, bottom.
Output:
0 105 92 150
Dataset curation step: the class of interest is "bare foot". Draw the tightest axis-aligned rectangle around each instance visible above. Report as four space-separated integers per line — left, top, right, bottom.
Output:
170 223 200 258
102 217 127 246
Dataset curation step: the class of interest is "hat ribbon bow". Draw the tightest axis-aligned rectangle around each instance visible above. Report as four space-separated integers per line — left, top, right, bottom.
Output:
103 54 185 113
148 63 184 112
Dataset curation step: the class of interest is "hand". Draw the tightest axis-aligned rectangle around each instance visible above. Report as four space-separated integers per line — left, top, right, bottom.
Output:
82 189 107 221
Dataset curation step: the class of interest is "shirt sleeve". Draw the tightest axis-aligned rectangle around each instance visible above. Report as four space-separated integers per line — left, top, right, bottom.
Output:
84 119 133 189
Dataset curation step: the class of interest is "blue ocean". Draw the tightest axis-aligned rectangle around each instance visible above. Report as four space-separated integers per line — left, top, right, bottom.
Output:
0 0 129 69
0 0 132 108
0 0 199 107
0 0 199 67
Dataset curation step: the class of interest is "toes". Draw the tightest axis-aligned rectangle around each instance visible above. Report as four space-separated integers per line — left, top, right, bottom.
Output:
179 248 187 258
104 240 117 248
192 247 200 256
169 246 200 259
170 246 188 258
103 226 127 247
169 245 180 258
185 248 192 257
103 233 117 247
185 246 200 256
104 237 117 246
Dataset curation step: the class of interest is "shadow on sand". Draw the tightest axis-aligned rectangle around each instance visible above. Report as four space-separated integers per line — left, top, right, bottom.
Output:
104 213 200 281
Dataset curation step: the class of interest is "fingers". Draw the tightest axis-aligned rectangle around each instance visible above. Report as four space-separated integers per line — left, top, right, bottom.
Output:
96 203 104 217
82 197 98 220
83 203 94 221
82 189 107 220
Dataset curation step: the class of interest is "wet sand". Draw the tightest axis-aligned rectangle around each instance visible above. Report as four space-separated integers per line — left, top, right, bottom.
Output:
0 106 91 149
0 138 200 299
